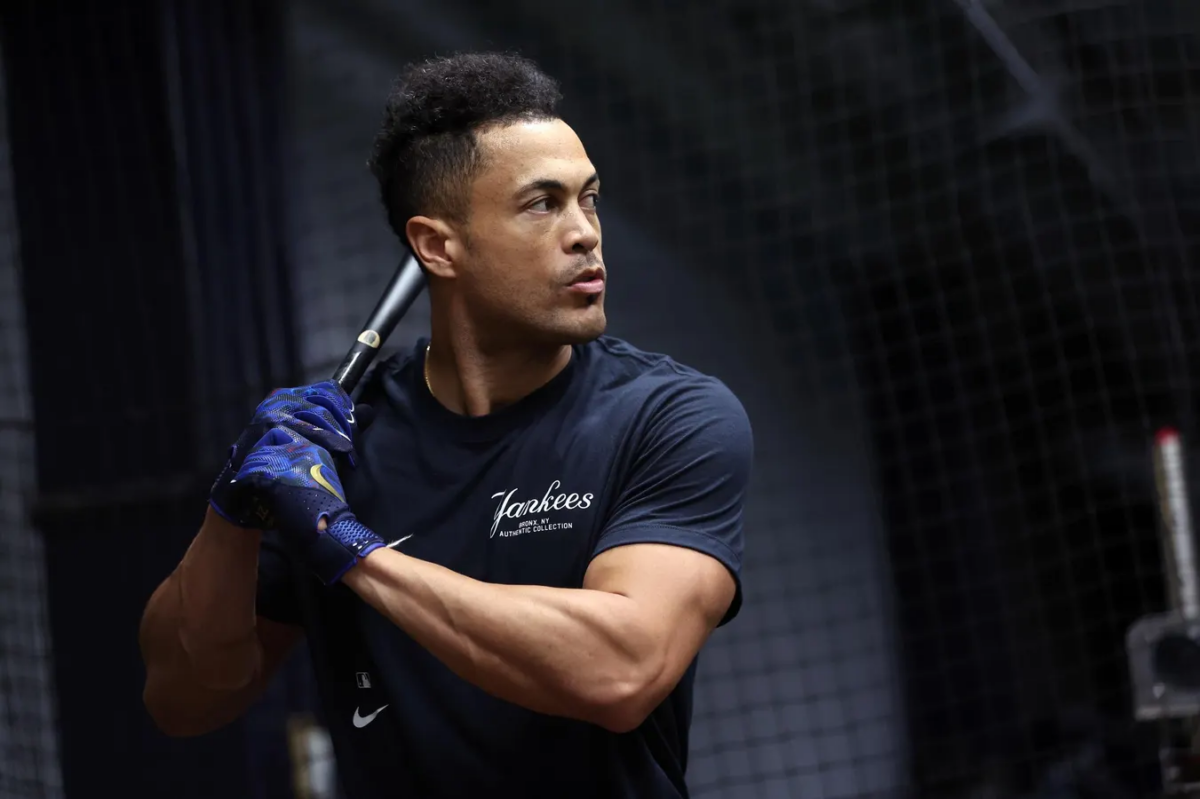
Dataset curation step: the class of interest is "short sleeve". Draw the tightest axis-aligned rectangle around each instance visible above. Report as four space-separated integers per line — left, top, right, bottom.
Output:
592 376 754 626
256 529 302 625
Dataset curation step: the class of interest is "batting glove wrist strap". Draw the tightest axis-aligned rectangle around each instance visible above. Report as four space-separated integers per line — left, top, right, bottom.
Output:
310 517 386 585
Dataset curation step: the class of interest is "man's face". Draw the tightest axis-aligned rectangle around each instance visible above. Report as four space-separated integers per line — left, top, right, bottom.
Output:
451 118 606 347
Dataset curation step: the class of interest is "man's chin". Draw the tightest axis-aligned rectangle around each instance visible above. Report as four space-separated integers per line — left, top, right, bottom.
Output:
557 309 607 345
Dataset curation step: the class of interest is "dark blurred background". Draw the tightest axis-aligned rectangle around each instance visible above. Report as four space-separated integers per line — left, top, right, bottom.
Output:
2 0 1198 797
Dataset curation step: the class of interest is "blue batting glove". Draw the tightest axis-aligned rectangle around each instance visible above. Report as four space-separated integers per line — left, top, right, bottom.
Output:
209 380 360 528
233 427 385 584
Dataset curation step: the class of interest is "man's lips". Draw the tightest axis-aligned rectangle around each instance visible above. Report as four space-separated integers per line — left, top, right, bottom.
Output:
568 267 605 294
568 278 605 294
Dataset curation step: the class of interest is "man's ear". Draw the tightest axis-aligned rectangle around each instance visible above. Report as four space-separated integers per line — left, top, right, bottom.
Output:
406 216 457 279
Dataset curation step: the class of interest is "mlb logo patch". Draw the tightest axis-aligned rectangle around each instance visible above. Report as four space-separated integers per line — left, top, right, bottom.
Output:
355 672 372 689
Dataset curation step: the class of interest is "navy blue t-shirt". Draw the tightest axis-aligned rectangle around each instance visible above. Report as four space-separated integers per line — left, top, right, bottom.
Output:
257 335 753 799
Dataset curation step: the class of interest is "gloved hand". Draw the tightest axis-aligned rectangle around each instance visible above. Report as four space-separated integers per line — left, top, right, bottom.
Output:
233 426 385 584
209 380 360 529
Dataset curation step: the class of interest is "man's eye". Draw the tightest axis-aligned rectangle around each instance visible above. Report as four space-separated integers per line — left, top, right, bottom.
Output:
529 198 552 212
582 193 600 210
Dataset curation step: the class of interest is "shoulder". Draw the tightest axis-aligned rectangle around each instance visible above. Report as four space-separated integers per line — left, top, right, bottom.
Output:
584 336 749 417
582 336 752 451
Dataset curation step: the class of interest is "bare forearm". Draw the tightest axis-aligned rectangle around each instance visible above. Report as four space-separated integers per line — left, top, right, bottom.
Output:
145 507 262 683
139 579 264 735
175 508 262 666
344 548 661 731
139 507 265 733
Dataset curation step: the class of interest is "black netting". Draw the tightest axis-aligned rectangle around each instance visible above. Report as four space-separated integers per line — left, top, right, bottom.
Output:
3 1 1199 797
0 43 62 799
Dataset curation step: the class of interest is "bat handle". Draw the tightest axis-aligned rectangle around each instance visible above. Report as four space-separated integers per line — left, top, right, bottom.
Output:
330 255 426 394
1155 428 1198 619
332 331 385 393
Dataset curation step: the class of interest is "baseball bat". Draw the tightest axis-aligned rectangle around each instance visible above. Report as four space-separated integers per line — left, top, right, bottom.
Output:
1154 427 1198 619
332 253 426 393
283 252 426 770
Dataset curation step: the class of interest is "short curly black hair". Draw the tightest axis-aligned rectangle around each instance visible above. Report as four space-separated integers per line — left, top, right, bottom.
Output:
368 51 563 247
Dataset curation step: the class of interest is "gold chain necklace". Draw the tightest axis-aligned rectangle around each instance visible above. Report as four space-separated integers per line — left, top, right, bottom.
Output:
423 343 433 395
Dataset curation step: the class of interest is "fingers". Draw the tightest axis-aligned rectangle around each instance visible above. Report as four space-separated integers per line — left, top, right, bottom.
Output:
292 405 354 452
253 384 355 454
240 427 337 479
239 428 305 478
303 382 355 426
253 427 297 448
305 379 352 402
352 402 377 432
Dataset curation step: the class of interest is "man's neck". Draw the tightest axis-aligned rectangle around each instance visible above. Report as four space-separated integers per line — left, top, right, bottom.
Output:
425 329 573 418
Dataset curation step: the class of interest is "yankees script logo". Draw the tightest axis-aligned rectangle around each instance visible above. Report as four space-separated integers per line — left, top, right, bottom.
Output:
490 480 595 538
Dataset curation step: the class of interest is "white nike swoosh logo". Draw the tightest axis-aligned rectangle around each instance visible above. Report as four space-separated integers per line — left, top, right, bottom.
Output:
352 705 388 728
388 534 412 549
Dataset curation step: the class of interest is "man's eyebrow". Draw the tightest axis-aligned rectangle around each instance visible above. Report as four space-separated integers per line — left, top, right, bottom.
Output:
515 172 600 195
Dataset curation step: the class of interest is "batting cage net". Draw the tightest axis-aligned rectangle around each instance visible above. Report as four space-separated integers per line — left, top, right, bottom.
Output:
2 1 1199 798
